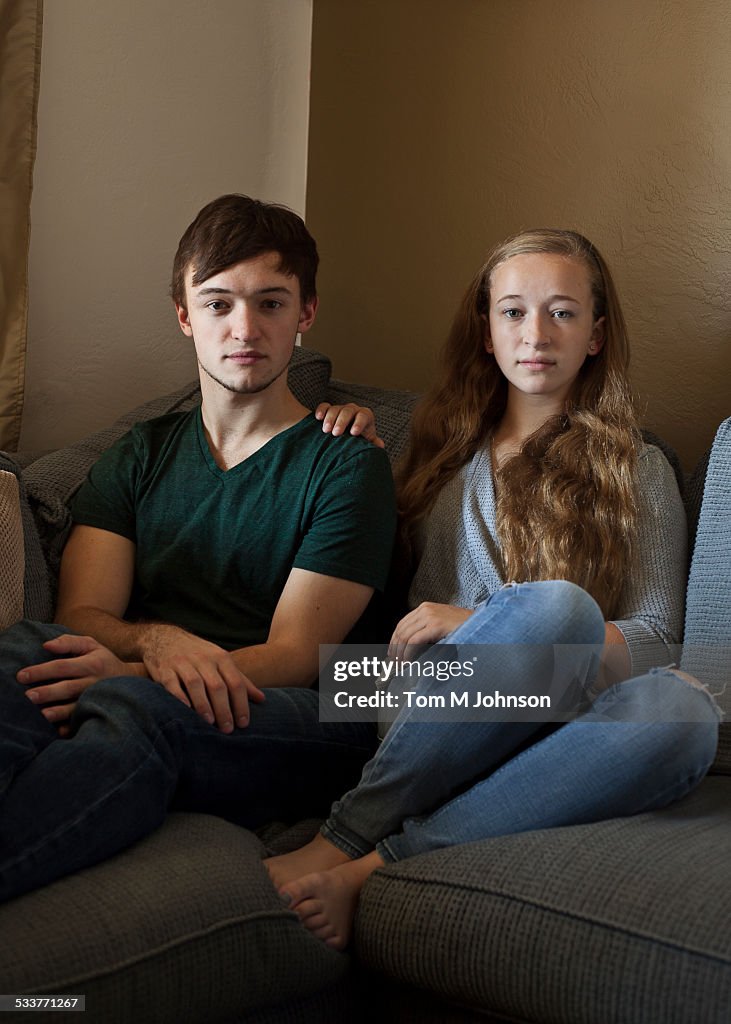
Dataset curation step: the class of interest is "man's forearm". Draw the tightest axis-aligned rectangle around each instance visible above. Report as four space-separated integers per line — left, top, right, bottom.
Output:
54 604 157 670
57 607 309 689
231 642 317 689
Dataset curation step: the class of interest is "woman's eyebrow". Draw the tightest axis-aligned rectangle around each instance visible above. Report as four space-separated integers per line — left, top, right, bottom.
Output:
494 293 581 304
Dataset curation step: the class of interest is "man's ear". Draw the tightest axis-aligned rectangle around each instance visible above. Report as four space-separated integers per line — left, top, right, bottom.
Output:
175 301 193 337
298 296 319 335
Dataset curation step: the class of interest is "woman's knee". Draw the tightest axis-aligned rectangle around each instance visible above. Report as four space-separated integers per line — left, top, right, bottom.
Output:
635 668 721 723
656 669 721 771
506 580 605 646
598 670 720 775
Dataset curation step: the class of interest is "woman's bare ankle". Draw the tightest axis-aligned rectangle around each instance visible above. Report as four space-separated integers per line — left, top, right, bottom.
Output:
264 832 353 889
306 833 353 866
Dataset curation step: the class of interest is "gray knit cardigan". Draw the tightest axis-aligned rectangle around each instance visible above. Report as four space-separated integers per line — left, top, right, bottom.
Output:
408 444 687 676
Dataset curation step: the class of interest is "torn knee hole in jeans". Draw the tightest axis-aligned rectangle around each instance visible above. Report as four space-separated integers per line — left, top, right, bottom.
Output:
655 665 725 720
666 667 708 691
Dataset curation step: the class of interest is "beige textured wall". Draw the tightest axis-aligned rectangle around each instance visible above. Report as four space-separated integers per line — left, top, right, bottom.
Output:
20 0 312 451
307 0 731 469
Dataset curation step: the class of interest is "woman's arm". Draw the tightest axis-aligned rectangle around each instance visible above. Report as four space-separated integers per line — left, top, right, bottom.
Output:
387 602 473 659
599 621 631 687
609 446 688 677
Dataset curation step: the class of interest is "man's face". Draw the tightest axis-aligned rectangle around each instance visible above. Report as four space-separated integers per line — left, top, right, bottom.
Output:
175 251 318 396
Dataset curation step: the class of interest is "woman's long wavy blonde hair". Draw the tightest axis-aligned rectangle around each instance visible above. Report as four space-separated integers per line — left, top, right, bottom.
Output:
396 229 641 619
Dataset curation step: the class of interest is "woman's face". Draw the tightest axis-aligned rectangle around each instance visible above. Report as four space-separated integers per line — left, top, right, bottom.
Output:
485 253 605 408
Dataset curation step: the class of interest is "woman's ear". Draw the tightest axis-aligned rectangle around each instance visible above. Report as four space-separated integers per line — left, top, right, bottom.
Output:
481 313 493 354
588 316 606 355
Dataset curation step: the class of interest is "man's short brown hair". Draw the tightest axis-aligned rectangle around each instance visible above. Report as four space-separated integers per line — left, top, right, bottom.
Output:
171 194 318 308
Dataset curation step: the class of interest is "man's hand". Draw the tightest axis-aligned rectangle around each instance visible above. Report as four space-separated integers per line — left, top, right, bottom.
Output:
315 402 385 449
389 603 473 660
140 625 265 733
18 634 140 733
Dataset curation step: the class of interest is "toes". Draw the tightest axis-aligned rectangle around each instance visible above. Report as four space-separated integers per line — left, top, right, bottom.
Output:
311 920 337 941
304 911 330 931
292 898 325 923
278 882 302 907
279 871 325 910
277 867 354 951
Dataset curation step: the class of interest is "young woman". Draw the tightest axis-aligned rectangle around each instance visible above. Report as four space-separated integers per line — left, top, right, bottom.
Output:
265 229 720 948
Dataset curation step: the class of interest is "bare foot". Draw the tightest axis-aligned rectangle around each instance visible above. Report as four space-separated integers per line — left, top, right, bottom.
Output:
280 851 384 950
264 833 351 891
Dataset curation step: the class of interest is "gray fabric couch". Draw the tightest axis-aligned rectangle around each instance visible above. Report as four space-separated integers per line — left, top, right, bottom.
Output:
1 346 729 1024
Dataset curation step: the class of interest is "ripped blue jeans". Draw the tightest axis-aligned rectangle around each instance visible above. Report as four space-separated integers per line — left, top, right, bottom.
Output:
322 580 721 861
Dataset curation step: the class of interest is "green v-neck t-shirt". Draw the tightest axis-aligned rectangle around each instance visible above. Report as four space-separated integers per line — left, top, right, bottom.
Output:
70 408 396 651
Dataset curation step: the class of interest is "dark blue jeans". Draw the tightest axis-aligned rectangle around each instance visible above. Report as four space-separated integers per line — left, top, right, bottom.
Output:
0 621 377 902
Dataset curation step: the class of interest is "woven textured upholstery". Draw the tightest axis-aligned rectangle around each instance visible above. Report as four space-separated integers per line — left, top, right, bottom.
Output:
685 445 710 553
0 469 24 629
682 416 731 773
0 453 52 623
356 777 731 1024
0 814 349 1024
325 378 420 463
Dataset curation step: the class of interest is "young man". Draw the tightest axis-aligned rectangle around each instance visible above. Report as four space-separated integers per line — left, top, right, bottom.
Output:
0 195 396 901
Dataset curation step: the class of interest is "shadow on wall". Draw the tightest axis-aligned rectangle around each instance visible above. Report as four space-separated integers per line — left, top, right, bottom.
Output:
306 0 731 470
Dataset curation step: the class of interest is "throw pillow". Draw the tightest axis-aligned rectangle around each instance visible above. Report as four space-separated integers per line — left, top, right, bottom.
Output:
0 469 25 630
0 454 53 623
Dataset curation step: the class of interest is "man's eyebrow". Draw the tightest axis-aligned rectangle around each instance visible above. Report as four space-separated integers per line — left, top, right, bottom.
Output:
195 285 294 296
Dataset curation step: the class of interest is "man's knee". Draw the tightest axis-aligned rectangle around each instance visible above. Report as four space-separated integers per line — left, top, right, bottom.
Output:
0 620 70 679
75 675 180 726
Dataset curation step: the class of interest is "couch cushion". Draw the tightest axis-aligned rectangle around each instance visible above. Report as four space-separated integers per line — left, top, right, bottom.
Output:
325 378 419 464
287 345 332 409
685 446 710 553
0 453 52 623
355 776 731 1024
0 813 349 1024
682 416 731 774
0 469 24 629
